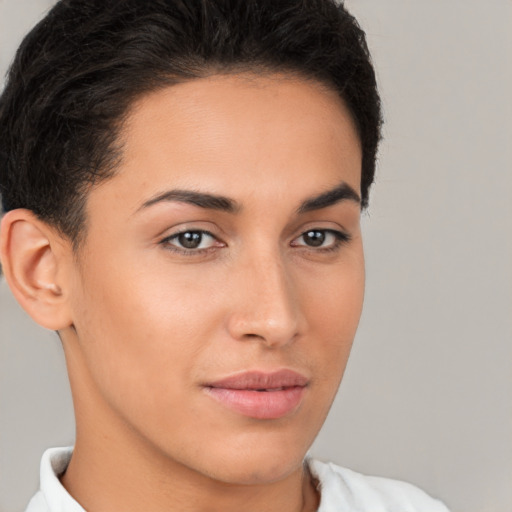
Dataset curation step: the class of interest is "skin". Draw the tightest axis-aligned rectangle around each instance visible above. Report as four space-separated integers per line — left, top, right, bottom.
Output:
0 73 364 512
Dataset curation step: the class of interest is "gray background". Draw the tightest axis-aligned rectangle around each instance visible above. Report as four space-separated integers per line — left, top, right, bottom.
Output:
1 1 511 511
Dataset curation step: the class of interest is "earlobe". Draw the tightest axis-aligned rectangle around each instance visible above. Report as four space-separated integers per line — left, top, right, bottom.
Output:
0 209 73 331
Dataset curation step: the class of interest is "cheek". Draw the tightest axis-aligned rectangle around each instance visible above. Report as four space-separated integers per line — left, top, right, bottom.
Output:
69 256 218 414
301 244 365 332
298 248 365 379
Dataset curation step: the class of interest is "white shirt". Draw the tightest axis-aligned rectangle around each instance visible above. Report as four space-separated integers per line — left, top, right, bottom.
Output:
26 447 449 512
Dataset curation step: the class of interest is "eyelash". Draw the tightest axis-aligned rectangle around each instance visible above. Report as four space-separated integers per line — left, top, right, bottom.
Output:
159 228 351 256
160 229 221 256
292 229 352 253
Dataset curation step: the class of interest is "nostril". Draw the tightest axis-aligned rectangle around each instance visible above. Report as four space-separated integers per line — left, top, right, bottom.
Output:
244 333 265 340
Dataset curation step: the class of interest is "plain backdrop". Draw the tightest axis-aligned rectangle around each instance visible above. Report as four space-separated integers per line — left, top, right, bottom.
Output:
1 1 511 511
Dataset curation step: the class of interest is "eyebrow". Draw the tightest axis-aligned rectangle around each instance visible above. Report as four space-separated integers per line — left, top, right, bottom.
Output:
138 189 240 213
297 182 361 213
137 181 360 215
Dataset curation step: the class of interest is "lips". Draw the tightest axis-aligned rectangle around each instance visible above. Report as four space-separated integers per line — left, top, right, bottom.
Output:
204 370 308 420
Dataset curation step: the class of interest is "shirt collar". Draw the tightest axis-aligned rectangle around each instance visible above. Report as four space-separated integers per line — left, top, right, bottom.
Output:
39 447 85 512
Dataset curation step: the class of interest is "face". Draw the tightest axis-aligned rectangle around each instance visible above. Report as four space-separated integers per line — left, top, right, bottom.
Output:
63 73 364 485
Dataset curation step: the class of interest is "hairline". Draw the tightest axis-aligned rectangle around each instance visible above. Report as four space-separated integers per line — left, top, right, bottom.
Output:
70 67 364 256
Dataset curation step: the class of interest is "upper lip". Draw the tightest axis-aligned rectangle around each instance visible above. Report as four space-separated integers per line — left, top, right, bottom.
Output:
206 369 309 390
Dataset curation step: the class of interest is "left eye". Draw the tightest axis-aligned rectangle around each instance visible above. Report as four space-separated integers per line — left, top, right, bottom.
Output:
292 229 347 249
162 230 219 250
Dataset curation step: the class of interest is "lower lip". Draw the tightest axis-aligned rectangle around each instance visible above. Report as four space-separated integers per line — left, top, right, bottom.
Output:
205 386 306 420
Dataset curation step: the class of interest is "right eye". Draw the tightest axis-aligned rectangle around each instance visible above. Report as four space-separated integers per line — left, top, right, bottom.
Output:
160 230 223 253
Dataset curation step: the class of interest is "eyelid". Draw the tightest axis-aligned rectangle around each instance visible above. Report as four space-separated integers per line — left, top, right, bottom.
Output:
290 228 351 249
160 228 225 254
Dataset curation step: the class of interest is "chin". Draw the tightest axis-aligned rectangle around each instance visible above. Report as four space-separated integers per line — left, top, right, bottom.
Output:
185 429 313 485
205 455 305 486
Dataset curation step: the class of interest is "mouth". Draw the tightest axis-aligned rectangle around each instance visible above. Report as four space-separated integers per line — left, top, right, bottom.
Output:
203 370 309 420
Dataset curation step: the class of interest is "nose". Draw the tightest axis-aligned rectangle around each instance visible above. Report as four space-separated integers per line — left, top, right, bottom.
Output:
225 251 302 348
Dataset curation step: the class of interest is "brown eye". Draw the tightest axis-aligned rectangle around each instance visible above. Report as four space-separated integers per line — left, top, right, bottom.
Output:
178 231 203 249
302 230 326 247
162 230 221 252
291 229 350 250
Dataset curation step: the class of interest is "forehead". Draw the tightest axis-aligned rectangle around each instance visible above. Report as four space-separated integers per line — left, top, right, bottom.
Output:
87 73 362 217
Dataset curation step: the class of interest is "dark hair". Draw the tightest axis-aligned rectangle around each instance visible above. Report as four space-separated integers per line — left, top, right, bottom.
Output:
0 0 382 247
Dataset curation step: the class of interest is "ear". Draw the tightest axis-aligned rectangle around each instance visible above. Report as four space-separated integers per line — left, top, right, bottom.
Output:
0 209 73 330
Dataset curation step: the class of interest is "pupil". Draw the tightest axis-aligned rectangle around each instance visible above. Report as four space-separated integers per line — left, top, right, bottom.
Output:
178 232 202 249
304 230 325 247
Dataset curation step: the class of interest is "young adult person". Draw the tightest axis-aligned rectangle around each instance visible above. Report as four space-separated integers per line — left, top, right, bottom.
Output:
0 1 450 511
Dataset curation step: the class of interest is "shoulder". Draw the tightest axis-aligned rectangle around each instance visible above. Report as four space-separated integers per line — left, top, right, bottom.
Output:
308 459 450 512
